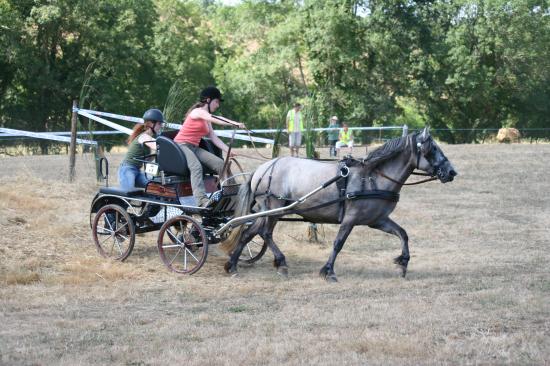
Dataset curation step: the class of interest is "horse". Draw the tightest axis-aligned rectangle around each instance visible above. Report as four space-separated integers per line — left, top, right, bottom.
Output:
221 127 457 282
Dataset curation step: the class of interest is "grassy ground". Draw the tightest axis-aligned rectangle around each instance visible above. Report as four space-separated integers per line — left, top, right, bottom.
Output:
0 143 549 365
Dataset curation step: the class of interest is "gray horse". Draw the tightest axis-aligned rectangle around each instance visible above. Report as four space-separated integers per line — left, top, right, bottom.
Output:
221 127 457 281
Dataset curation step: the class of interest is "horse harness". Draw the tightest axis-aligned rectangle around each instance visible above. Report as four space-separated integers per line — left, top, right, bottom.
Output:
253 156 402 223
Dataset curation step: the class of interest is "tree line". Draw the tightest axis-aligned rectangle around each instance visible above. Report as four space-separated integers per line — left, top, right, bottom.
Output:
1 0 548 147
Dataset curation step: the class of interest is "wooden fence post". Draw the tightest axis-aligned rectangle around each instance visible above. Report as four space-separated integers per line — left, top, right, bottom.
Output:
69 100 78 182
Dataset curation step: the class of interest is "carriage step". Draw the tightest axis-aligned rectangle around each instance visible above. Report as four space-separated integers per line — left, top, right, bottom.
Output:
99 187 144 197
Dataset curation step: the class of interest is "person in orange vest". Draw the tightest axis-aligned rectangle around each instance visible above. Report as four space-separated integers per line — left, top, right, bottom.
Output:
335 123 354 157
286 102 304 157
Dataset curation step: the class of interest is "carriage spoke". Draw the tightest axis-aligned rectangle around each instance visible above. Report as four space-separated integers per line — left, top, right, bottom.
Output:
162 241 201 249
157 215 208 274
113 235 124 255
244 244 253 259
98 232 115 246
183 248 188 270
92 204 135 261
113 222 129 236
98 227 114 235
166 228 183 245
184 247 200 262
168 247 183 266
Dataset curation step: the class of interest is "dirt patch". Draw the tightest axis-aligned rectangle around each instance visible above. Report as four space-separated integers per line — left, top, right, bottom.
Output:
0 145 549 365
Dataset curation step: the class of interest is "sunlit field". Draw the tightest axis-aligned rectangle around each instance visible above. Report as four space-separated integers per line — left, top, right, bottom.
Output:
0 143 549 365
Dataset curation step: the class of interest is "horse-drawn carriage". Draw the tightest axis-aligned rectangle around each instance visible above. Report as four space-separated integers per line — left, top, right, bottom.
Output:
90 127 457 280
89 132 266 275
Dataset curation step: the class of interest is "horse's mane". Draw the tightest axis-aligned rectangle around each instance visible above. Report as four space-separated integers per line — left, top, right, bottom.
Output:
362 134 413 168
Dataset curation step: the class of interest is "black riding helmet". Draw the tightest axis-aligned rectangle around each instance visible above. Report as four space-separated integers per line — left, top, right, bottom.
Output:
142 109 164 137
200 86 224 102
142 108 164 123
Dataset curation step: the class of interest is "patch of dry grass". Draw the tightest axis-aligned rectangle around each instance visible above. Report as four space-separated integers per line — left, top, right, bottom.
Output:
0 144 549 365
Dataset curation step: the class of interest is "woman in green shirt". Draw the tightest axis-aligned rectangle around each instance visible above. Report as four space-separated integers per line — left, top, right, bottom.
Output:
118 109 164 190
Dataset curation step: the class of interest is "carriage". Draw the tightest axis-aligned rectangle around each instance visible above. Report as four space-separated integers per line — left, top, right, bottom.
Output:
89 132 267 275
90 127 457 280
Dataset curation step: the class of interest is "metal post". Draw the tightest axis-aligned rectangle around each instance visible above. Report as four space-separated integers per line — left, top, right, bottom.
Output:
402 124 408 137
95 144 106 183
69 100 78 182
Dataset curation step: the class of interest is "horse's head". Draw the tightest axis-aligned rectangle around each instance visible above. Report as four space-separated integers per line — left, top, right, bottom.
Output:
413 127 457 183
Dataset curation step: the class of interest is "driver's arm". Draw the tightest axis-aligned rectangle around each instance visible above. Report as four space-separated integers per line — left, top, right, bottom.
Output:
138 134 157 153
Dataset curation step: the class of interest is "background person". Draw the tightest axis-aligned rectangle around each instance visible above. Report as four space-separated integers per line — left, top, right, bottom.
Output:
118 109 164 190
174 86 245 208
336 123 354 157
327 116 340 157
286 102 304 157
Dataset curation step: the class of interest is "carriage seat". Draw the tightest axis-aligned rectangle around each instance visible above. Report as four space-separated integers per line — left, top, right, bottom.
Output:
155 133 222 180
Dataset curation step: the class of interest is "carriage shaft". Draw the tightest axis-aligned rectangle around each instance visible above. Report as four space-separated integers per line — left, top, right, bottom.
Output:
215 184 327 236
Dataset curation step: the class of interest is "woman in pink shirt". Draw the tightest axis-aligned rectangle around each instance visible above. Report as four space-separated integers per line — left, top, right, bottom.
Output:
174 86 245 208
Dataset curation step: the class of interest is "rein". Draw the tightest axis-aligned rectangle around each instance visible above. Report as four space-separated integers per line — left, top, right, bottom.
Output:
372 134 438 186
220 129 236 181
375 169 437 186
211 115 271 161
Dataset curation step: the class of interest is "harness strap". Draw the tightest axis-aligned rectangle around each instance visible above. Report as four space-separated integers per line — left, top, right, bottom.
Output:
252 158 280 195
289 190 399 215
335 161 350 223
375 169 437 186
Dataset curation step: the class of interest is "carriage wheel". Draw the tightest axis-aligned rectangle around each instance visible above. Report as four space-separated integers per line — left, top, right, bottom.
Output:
157 215 208 275
239 235 268 264
92 204 135 261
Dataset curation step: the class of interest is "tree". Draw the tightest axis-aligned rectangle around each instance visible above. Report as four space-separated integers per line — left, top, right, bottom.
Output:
0 0 164 152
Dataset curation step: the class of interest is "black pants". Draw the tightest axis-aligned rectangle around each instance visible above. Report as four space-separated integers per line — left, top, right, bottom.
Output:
329 139 337 157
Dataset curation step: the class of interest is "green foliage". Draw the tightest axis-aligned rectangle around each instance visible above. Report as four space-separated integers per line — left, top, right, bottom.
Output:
394 97 426 130
302 94 320 159
0 0 548 146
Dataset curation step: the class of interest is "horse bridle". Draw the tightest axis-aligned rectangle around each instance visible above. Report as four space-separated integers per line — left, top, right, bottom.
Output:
375 133 442 186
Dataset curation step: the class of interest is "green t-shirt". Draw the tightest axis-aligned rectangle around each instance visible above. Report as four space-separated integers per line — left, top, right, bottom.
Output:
123 134 151 168
327 122 340 140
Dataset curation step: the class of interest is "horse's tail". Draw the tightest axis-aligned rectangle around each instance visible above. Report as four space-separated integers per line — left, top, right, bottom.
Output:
219 173 255 254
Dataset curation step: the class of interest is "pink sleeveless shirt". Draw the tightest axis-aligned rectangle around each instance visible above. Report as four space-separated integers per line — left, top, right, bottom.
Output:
174 115 209 146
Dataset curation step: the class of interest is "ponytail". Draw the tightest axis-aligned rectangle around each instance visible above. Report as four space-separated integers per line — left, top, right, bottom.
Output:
128 121 154 144
184 101 207 119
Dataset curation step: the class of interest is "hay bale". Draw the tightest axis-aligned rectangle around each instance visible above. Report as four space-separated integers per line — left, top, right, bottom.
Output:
497 128 521 143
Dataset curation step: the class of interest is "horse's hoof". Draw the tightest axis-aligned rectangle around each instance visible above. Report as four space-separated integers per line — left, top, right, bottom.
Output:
325 274 338 283
277 266 288 277
224 261 238 275
224 261 232 273
395 264 407 278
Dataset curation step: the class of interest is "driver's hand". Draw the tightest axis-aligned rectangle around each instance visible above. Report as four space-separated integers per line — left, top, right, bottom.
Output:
229 151 238 157
238 122 246 129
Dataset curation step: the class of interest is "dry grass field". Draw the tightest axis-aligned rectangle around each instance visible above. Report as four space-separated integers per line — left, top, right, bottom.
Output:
0 143 549 365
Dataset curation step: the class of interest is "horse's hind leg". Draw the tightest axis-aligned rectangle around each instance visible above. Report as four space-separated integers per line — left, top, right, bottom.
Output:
319 223 354 282
369 218 410 277
262 217 288 277
225 218 265 275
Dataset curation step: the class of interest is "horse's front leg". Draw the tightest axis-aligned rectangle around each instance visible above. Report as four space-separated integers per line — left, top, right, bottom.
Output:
369 218 410 277
320 223 354 282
